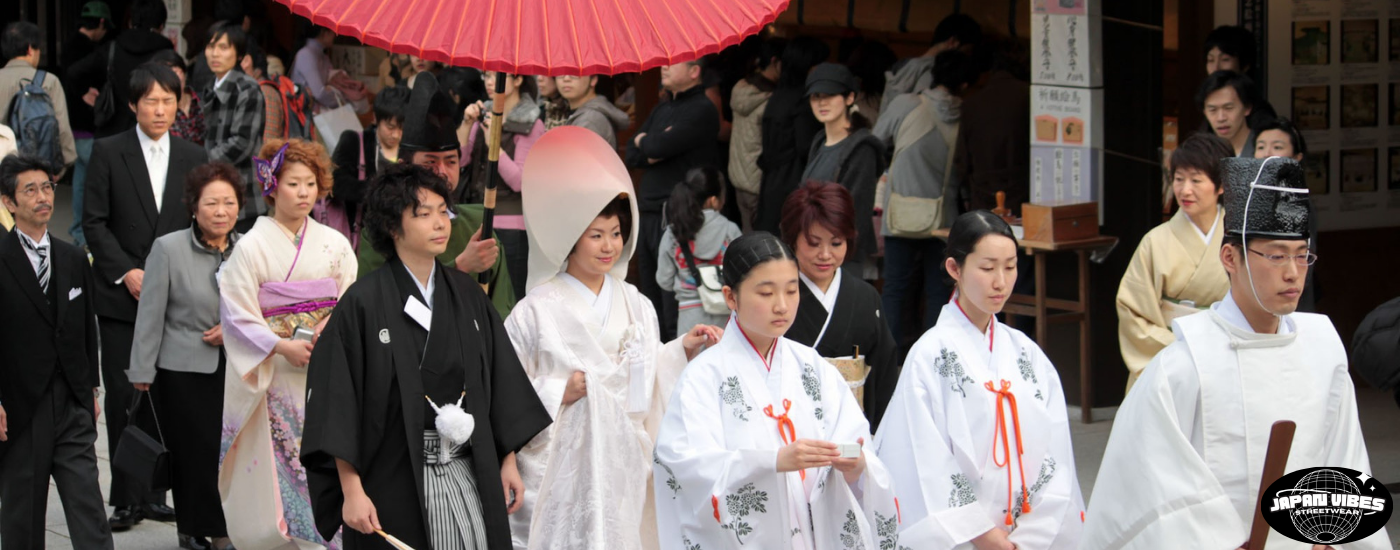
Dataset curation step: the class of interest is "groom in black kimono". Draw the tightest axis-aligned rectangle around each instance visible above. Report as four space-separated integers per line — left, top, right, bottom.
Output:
301 162 551 549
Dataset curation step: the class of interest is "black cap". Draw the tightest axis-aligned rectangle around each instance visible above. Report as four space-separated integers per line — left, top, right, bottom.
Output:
804 63 859 97
401 72 462 154
1222 157 1311 240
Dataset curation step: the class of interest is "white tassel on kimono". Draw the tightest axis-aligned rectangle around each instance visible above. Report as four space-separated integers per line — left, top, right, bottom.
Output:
426 393 475 463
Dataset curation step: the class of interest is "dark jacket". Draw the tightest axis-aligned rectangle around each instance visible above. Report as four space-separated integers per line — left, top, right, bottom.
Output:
755 86 823 232
954 70 1031 214
69 29 175 138
83 128 207 322
330 127 383 234
801 128 886 262
61 32 108 133
625 85 719 213
0 231 101 462
1352 297 1400 406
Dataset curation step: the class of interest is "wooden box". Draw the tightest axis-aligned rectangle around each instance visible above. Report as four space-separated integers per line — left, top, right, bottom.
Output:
1021 202 1098 242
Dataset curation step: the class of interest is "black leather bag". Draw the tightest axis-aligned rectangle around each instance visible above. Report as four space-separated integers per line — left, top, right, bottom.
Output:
112 391 171 494
92 44 118 129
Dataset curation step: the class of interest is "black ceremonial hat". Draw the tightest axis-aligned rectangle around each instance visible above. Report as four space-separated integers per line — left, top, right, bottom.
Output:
1221 156 1311 240
401 71 462 153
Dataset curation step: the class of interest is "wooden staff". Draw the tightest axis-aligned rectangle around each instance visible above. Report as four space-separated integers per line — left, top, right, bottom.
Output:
477 73 508 290
1246 420 1297 550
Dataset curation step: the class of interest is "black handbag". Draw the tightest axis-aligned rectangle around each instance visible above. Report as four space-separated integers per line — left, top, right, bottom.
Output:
92 44 118 129
112 391 171 494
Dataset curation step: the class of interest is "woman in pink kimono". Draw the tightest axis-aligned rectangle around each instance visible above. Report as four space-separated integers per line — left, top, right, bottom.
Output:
219 139 357 550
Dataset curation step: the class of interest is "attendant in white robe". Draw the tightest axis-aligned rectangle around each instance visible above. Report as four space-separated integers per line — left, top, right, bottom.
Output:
1117 133 1234 392
876 210 1084 550
504 126 720 550
653 232 901 550
1083 157 1389 550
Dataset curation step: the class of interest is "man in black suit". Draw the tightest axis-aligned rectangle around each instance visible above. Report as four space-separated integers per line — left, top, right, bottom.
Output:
83 62 207 531
0 154 113 549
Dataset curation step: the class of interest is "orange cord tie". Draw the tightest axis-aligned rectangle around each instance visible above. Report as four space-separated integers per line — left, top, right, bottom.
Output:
985 379 1031 526
764 399 803 481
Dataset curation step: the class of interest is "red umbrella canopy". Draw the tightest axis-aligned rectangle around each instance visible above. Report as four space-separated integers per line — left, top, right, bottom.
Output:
278 0 789 76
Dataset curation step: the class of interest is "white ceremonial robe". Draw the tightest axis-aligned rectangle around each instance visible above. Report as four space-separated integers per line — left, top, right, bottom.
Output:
1082 294 1390 549
875 302 1084 549
505 274 688 550
652 317 901 550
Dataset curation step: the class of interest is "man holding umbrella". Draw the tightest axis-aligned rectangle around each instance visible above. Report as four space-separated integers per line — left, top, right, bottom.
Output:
357 71 517 317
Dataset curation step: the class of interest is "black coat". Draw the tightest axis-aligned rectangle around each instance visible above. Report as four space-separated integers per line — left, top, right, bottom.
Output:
755 86 823 233
0 231 101 462
624 85 719 213
302 259 551 549
802 129 886 262
69 29 175 138
83 128 207 322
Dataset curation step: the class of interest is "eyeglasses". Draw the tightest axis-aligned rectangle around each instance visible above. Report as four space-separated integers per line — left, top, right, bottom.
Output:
18 181 56 198
1247 248 1318 267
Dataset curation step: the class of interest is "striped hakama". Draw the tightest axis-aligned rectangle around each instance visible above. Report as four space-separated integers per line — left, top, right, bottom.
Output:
423 430 489 550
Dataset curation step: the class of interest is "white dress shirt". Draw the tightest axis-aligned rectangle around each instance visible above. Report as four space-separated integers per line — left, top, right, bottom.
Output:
135 124 171 212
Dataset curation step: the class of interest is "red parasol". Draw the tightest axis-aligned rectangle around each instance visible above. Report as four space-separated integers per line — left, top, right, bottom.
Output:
275 0 787 287
278 0 788 76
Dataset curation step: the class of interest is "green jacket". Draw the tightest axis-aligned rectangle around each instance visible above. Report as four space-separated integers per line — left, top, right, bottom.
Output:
357 204 517 318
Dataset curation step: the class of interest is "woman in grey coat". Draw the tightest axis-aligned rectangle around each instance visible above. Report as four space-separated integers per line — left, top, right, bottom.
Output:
128 162 244 550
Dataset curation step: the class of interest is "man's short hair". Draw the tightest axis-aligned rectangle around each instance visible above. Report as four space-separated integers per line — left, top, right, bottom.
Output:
2 22 42 61
931 49 976 91
373 85 411 125
362 163 454 260
0 153 55 200
207 21 249 62
130 0 168 31
1195 70 1258 112
1204 25 1257 71
932 13 983 48
128 62 183 105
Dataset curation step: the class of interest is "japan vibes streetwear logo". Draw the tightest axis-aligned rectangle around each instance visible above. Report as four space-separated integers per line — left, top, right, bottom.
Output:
1261 467 1392 545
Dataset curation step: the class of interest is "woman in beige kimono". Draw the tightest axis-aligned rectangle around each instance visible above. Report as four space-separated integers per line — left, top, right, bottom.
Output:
503 127 719 550
219 139 357 550
1116 133 1234 392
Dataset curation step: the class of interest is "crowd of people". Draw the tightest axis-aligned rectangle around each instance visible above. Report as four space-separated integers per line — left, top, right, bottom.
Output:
0 4 1392 550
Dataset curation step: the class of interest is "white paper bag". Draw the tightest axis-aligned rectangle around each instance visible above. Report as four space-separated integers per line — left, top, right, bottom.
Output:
313 103 361 153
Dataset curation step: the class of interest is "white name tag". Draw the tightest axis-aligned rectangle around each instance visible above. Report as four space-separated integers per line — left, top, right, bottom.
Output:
404 296 432 331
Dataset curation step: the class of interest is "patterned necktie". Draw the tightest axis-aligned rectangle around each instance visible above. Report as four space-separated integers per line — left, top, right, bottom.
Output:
21 235 49 293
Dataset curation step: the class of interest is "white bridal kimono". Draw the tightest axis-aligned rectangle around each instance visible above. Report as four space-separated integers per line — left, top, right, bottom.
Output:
505 273 687 550
506 125 691 550
653 317 901 550
1082 293 1390 549
875 301 1084 549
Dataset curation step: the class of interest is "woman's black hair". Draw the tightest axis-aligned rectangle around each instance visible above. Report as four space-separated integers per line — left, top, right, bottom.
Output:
130 0 168 32
438 67 488 111
362 163 453 260
721 232 795 288
596 196 633 246
845 40 896 96
148 49 187 75
667 166 725 244
1248 116 1308 159
778 36 830 90
945 210 1019 268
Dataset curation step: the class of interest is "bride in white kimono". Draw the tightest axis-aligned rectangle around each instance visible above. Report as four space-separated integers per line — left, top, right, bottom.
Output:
875 211 1084 550
653 232 901 550
504 127 719 550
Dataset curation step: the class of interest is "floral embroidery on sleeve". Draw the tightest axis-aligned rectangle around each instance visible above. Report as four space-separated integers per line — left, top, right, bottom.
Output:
718 483 769 544
720 376 752 421
841 509 867 549
875 511 910 550
1009 457 1057 523
935 348 976 398
654 449 680 498
948 473 977 507
682 536 701 550
801 363 823 420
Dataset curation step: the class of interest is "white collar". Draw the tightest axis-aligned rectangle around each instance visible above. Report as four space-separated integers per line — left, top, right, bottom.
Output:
1191 207 1221 244
135 124 170 152
17 228 50 249
214 71 232 91
402 261 437 309
798 268 841 311
559 272 613 327
1212 290 1294 335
